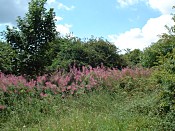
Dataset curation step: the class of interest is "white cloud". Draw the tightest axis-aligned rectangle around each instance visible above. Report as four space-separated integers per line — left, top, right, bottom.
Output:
55 16 63 22
117 0 139 7
147 0 175 14
117 0 175 14
47 0 56 5
54 16 72 36
113 0 175 52
58 3 75 11
56 24 72 36
108 14 174 52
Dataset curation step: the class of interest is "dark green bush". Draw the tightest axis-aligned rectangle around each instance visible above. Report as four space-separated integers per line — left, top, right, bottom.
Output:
122 49 142 68
0 41 17 74
141 33 175 68
152 48 175 130
47 37 123 72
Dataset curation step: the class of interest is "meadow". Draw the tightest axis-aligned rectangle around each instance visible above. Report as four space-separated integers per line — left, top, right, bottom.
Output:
0 66 163 130
1 0 175 130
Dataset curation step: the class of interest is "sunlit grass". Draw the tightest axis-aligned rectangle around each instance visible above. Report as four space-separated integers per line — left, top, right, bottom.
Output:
1 89 160 130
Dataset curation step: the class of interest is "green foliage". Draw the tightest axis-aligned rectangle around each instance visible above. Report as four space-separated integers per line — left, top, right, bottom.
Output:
122 49 142 67
47 36 87 71
0 41 17 74
85 37 122 68
154 49 175 114
153 12 175 116
4 0 57 77
151 11 175 129
141 35 175 68
48 37 122 72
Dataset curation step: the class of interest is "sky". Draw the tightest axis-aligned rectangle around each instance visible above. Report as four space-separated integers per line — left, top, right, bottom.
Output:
0 0 175 52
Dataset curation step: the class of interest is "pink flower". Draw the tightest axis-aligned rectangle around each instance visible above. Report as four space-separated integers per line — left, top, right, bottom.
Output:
1 85 7 92
37 75 47 84
0 105 6 110
25 80 36 88
61 87 66 92
40 92 48 98
67 86 72 90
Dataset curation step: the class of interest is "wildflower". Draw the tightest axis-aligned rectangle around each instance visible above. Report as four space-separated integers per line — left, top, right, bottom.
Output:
37 75 47 84
40 92 48 98
0 105 6 110
1 85 7 92
67 86 72 90
61 87 66 92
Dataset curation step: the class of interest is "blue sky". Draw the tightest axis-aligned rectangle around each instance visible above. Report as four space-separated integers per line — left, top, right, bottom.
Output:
0 0 175 51
57 0 159 37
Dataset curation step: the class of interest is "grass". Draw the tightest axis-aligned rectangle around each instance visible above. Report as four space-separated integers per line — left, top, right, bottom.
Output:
0 87 161 131
0 67 163 130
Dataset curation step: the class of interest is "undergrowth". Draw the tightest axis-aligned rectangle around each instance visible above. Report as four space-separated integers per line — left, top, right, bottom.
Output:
0 66 164 130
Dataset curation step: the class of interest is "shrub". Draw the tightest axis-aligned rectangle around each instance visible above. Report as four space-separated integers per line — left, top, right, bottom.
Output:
0 41 17 74
152 48 175 130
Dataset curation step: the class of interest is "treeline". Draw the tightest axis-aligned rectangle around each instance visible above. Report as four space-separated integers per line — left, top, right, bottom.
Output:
0 36 124 76
1 31 175 77
0 0 175 77
0 0 175 79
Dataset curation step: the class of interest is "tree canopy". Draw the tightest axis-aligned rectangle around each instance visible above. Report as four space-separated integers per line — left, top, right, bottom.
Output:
4 0 57 76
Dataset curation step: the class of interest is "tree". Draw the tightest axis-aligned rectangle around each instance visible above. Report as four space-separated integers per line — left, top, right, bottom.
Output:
149 8 175 129
122 49 142 67
4 0 57 77
0 41 17 74
141 35 175 68
85 37 122 68
47 36 89 71
48 37 123 72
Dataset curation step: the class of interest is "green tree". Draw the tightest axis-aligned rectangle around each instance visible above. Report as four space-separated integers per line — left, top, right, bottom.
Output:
4 0 57 77
47 36 89 71
85 38 122 68
151 8 175 129
48 37 123 72
0 41 17 74
141 35 175 68
122 49 142 67
141 9 175 68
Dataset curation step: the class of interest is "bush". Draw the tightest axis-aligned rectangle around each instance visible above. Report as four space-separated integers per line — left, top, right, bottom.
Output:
47 37 123 72
152 49 175 130
122 49 142 68
141 34 175 68
0 41 17 74
154 49 175 114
